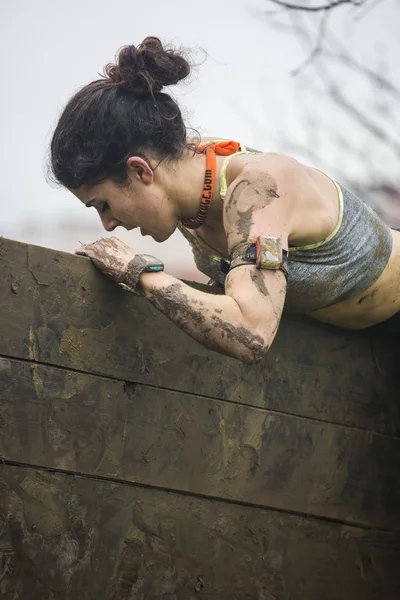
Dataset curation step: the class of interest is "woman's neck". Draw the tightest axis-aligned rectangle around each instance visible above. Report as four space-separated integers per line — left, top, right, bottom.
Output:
159 148 226 228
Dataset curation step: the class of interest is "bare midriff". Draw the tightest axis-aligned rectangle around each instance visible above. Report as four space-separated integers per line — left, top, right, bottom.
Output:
309 229 400 329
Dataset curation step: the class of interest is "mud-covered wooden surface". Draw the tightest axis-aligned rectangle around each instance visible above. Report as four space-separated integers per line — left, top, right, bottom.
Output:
1 356 399 532
0 237 399 434
0 236 400 599
1 465 400 600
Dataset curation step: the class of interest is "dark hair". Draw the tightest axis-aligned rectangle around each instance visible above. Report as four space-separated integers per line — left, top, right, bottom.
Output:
50 37 192 189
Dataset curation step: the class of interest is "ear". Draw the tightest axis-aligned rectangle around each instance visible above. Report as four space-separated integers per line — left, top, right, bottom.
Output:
126 156 154 185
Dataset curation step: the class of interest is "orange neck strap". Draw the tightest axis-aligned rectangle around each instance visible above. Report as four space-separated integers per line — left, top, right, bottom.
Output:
181 140 241 230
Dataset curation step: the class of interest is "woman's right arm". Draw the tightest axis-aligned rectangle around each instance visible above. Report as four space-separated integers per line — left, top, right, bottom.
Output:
141 155 299 363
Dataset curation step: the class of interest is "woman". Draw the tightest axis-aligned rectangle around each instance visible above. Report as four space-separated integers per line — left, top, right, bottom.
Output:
50 37 400 364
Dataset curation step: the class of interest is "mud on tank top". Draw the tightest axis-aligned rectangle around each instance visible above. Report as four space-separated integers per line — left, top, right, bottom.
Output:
178 145 393 313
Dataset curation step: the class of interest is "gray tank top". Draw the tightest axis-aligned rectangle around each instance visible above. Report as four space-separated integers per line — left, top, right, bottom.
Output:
178 151 393 313
284 181 392 312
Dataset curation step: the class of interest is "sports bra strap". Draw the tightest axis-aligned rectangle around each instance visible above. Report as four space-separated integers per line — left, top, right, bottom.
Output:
219 144 258 199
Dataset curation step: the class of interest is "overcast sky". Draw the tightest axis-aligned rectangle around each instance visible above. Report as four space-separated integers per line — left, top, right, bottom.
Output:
1 0 399 270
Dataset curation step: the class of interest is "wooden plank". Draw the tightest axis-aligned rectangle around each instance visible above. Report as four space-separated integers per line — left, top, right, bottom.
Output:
0 465 399 600
0 237 399 434
1 357 399 532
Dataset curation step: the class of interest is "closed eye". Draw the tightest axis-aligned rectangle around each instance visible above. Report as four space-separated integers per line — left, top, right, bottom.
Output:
100 202 110 214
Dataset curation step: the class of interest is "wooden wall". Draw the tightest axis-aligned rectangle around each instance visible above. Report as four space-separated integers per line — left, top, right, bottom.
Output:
0 236 399 599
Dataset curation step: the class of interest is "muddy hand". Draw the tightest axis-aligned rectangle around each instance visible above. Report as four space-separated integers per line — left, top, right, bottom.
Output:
76 237 138 284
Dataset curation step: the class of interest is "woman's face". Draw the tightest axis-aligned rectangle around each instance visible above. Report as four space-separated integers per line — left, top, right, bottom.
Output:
71 158 178 243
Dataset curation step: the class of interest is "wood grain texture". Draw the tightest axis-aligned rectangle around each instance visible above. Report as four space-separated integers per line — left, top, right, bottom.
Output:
1 357 399 531
0 237 399 434
0 465 399 600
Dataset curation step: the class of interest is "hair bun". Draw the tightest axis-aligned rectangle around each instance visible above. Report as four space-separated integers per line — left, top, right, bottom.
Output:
104 36 191 95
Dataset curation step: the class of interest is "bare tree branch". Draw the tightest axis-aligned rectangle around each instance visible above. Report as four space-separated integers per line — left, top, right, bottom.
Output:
321 31 400 100
291 10 331 75
252 0 400 222
267 0 362 12
275 7 400 150
324 79 400 156
264 0 397 99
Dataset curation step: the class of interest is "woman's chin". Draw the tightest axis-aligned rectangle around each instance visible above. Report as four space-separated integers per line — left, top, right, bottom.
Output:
140 228 157 239
141 228 170 243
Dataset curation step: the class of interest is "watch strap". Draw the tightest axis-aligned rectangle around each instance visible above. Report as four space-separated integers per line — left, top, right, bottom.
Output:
119 254 164 296
228 237 288 278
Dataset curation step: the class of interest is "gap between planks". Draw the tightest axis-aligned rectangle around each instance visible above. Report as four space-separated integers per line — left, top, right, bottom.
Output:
1 458 399 536
1 352 399 440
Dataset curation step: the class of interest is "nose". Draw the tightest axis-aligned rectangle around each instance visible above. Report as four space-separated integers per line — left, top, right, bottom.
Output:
101 216 120 232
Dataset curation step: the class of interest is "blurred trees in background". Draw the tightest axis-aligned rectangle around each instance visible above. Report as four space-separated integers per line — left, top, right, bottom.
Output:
254 0 400 224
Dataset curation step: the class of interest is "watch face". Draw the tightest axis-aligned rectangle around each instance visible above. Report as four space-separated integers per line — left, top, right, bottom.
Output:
256 236 282 270
140 254 164 272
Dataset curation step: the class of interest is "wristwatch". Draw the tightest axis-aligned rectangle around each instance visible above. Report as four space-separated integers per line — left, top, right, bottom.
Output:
119 254 164 296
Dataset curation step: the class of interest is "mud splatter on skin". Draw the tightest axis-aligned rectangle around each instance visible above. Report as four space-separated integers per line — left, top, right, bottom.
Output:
148 283 265 362
76 238 169 299
225 173 280 245
150 286 206 331
271 310 283 335
235 206 254 244
249 269 270 298
224 267 285 342
224 277 234 295
148 284 221 355
225 174 279 217
224 180 250 215
125 256 150 284
211 315 266 363
77 238 133 281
